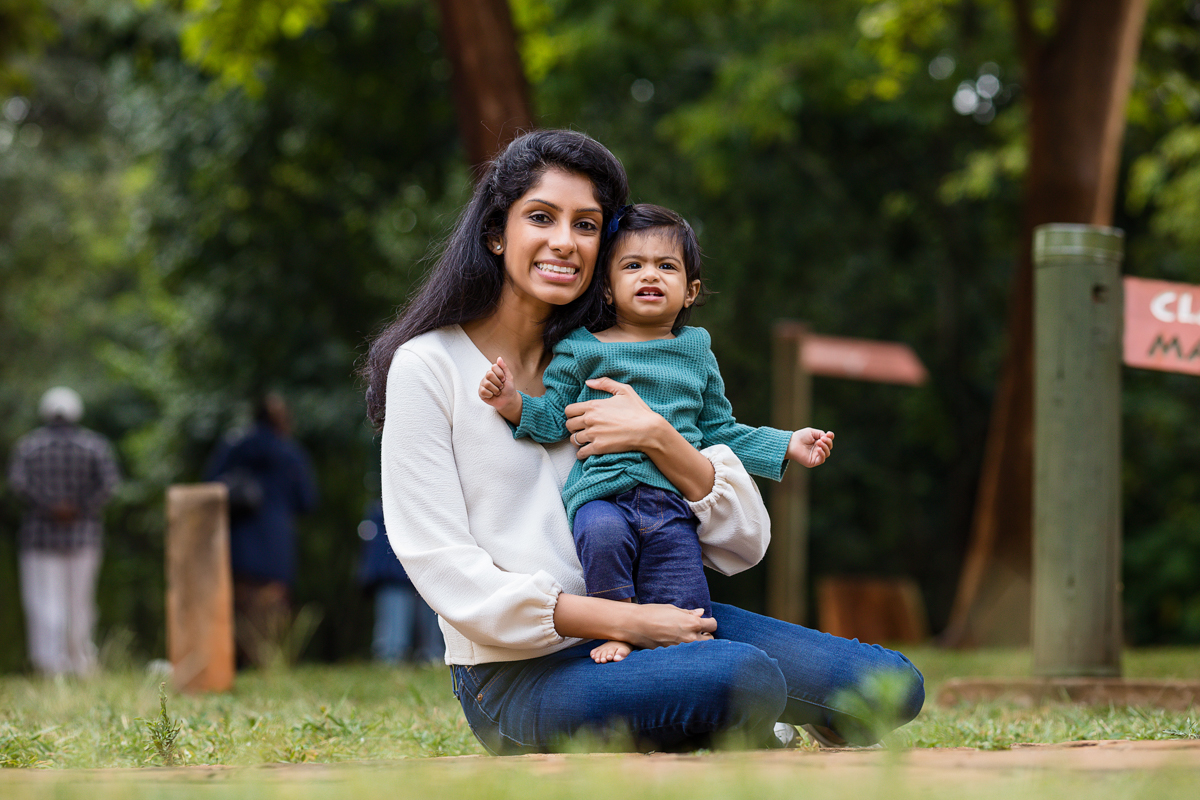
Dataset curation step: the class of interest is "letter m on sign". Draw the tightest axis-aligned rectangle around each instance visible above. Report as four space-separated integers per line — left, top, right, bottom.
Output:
1147 335 1184 359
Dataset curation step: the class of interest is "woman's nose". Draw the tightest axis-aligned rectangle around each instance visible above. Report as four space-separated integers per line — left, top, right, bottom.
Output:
549 223 576 254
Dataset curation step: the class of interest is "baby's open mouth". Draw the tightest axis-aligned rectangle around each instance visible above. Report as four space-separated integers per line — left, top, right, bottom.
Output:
636 287 664 297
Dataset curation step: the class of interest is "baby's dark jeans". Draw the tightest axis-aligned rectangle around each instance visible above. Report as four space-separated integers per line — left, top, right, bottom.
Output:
572 484 710 616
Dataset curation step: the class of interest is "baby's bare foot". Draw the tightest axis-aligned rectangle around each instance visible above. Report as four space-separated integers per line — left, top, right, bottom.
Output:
591 640 634 663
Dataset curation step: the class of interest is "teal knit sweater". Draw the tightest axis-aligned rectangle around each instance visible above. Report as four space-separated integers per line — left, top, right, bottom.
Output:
514 326 792 525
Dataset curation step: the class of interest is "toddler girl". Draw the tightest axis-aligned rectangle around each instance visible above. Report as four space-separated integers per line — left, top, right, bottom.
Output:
479 204 833 663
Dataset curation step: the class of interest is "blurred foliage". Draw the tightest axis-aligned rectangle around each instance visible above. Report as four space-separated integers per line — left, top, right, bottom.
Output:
2 0 1200 674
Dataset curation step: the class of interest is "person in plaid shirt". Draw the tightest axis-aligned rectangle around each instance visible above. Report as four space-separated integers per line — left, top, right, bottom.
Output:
7 387 120 676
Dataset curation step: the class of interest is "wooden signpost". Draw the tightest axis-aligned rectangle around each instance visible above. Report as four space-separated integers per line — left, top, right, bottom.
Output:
768 322 927 627
166 483 235 693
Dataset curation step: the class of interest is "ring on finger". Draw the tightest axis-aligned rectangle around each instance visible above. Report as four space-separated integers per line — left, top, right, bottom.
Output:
571 433 581 446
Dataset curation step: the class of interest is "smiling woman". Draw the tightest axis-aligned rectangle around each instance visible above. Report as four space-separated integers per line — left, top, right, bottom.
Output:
361 130 924 755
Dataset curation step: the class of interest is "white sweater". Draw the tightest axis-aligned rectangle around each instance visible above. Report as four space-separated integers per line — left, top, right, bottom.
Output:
381 325 772 665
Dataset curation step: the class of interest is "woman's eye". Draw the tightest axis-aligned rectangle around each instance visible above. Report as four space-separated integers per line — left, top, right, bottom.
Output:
530 212 551 223
576 219 598 231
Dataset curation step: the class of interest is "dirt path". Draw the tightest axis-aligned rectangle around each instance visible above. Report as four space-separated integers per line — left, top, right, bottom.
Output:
5 738 1198 782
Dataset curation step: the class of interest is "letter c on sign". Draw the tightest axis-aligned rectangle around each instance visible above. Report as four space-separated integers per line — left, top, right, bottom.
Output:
1151 292 1177 323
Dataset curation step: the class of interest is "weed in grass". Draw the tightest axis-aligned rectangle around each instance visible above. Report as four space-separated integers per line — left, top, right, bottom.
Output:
141 682 182 766
1161 718 1200 739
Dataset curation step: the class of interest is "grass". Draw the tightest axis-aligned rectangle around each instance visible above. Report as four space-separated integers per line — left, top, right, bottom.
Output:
1 647 1199 800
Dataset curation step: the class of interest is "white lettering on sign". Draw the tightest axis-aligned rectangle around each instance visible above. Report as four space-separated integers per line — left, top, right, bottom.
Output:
1150 291 1200 324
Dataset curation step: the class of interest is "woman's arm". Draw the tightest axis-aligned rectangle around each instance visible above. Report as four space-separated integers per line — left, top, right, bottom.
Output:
382 348 564 651
563 377 715 501
553 593 716 648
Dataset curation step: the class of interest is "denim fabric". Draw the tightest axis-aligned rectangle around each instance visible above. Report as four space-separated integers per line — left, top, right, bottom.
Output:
451 602 925 754
572 486 710 616
373 584 445 664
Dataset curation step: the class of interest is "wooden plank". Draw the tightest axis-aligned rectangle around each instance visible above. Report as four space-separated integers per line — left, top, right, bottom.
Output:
1032 224 1123 678
816 576 929 644
1123 275 1200 376
166 483 235 693
767 321 810 625
801 334 928 385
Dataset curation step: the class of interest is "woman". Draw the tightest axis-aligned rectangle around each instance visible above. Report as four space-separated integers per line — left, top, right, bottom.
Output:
363 129 923 753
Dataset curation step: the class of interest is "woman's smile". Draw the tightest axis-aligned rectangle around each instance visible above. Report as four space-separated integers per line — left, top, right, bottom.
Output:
534 259 580 282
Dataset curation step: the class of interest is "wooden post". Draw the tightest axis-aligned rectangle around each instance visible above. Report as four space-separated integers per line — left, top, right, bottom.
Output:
1032 224 1124 677
768 321 810 624
166 484 235 692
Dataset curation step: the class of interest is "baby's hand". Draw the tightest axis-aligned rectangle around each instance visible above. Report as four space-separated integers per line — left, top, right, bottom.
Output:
787 428 834 468
479 357 520 416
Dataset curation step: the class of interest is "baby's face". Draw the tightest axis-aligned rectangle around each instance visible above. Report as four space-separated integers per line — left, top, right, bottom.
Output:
605 230 701 329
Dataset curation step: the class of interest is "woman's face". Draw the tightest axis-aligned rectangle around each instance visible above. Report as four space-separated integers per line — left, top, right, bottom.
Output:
493 168 604 310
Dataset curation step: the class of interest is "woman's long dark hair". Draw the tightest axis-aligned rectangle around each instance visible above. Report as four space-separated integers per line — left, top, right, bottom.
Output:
362 129 629 428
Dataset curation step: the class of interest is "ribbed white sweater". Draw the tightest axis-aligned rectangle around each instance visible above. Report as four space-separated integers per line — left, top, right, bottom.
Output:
381 326 772 665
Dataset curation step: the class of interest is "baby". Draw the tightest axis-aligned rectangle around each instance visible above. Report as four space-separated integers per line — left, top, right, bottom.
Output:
479 204 833 663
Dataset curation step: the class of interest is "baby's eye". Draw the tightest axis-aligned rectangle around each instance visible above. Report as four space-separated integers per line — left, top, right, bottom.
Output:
624 262 642 270
660 263 679 271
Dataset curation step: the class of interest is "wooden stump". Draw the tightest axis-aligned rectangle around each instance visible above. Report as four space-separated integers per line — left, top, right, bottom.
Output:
817 576 929 644
166 483 235 693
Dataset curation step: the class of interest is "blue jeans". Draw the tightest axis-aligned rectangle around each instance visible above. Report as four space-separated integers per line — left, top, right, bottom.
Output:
373 584 446 664
573 486 710 616
451 602 925 754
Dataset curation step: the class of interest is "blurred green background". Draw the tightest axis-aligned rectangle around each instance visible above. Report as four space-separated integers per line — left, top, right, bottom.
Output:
3 0 1200 672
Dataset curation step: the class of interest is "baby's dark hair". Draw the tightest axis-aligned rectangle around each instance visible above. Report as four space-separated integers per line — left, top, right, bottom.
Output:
592 203 711 332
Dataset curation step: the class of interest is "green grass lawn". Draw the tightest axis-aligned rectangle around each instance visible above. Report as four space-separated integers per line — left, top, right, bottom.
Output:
1 646 1198 770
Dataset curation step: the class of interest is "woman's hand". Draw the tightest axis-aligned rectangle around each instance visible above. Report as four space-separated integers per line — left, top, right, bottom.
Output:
621 604 717 650
565 377 715 501
553 594 716 648
564 377 667 459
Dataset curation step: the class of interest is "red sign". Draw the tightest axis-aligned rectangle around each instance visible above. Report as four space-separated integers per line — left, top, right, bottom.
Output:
801 334 928 386
1124 276 1200 376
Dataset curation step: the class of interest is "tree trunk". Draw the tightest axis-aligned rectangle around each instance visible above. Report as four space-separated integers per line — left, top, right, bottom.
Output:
943 0 1148 646
436 0 535 174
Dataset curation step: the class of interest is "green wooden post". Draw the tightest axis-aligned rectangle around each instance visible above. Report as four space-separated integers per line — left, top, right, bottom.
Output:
768 321 810 625
1032 224 1124 677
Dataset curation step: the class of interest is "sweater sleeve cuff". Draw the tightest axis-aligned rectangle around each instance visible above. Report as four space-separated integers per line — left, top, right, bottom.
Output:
534 571 567 646
512 392 541 440
687 446 738 519
754 426 793 481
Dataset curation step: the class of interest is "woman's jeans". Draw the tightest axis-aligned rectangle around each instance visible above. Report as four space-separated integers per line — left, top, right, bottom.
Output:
373 584 446 664
451 602 925 754
572 486 710 615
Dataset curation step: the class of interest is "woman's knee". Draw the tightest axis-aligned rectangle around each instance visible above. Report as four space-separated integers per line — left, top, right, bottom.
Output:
701 641 788 725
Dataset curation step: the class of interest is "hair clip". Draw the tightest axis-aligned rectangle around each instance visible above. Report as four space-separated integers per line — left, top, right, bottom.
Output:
606 204 632 236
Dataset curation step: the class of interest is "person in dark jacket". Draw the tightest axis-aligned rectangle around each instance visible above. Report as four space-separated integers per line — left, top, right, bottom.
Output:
358 501 444 663
205 393 317 667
